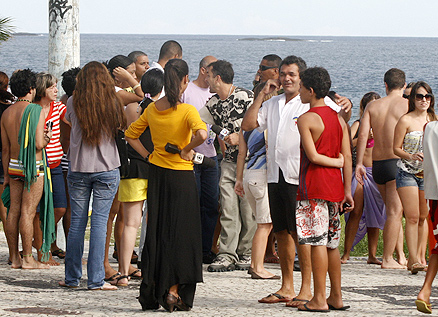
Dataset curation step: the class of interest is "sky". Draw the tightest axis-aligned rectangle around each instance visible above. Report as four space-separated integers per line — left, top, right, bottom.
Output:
1 0 438 37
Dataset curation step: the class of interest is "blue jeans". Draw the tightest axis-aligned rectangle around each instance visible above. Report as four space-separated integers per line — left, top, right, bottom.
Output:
194 156 219 255
65 169 120 289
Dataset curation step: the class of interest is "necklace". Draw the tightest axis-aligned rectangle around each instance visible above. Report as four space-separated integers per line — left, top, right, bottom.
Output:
226 85 234 99
16 99 32 103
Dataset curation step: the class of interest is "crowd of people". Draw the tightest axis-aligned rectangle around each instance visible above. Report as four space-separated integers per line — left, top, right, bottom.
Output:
1 39 438 314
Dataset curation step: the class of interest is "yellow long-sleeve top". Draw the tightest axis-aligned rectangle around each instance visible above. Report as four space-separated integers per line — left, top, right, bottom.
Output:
124 102 207 171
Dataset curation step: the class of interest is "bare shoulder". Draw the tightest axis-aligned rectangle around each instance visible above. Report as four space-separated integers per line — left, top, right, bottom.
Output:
366 97 384 114
298 111 320 126
397 113 411 126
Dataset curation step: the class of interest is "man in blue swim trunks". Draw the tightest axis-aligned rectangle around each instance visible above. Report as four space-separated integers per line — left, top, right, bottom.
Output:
355 68 408 270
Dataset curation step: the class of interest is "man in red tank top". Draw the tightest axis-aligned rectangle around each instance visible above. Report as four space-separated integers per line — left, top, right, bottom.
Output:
296 67 354 312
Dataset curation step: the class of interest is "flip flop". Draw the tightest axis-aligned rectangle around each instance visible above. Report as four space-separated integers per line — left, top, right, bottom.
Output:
110 275 129 287
415 299 432 314
52 249 66 259
129 268 142 279
258 293 291 304
298 303 330 313
410 263 427 275
328 304 351 310
104 272 121 282
286 297 309 308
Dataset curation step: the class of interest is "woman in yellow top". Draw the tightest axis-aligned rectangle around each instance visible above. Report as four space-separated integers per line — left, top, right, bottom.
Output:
125 59 207 312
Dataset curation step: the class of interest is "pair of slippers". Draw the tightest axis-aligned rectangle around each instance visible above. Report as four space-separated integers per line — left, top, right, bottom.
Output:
259 293 349 311
298 303 350 312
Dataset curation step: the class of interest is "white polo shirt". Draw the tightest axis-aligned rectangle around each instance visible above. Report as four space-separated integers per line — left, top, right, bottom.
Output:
256 94 340 185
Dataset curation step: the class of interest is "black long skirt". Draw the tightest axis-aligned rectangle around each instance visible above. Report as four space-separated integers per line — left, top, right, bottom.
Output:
139 164 203 310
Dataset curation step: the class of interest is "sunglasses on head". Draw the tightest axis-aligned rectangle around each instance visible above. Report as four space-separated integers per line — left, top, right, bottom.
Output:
259 65 277 72
415 93 433 101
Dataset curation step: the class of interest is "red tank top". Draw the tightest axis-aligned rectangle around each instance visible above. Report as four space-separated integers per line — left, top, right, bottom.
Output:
297 106 344 202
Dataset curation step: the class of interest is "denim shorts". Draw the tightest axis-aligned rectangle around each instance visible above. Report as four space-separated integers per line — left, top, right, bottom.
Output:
51 164 68 208
396 168 424 190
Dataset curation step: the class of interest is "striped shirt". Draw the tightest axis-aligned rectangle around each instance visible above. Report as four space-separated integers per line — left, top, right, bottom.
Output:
45 101 67 168
244 129 266 170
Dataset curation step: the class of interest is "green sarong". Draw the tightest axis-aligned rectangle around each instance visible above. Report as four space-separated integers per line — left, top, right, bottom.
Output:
17 103 55 261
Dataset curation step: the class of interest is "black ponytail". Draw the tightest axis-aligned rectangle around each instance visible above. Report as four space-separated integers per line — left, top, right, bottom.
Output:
164 59 188 108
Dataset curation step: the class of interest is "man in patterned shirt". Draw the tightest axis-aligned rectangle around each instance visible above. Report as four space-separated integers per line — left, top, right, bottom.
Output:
199 60 256 272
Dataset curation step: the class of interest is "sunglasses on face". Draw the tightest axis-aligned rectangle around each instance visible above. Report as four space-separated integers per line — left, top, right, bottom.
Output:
415 93 433 101
259 65 277 72
402 94 410 99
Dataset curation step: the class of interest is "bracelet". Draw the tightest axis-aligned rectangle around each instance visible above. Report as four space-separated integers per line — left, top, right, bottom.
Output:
132 83 141 90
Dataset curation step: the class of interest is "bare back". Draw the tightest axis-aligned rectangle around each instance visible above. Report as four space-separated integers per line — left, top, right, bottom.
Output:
1 102 44 161
367 94 408 161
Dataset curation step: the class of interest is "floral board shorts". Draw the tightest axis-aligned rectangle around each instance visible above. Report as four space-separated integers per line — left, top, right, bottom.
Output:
296 199 341 249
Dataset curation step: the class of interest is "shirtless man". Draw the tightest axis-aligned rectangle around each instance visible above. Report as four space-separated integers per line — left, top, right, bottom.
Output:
355 68 408 269
1 69 51 269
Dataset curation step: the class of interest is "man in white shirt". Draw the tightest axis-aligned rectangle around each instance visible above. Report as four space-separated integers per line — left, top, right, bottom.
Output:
242 55 351 307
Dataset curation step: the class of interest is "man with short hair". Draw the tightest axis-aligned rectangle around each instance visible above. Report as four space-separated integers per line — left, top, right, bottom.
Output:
257 54 281 83
199 60 256 272
355 68 408 270
148 40 182 73
128 51 150 82
296 67 352 312
242 55 351 306
181 55 219 264
1 69 53 269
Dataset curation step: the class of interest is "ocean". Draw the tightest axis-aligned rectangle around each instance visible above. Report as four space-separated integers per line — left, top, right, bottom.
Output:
1 34 438 120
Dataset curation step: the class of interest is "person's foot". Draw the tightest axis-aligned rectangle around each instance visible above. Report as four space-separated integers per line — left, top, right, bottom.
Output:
381 258 407 269
408 262 427 274
367 256 382 265
38 252 60 266
9 255 22 269
58 281 78 288
105 267 119 280
417 289 432 314
297 300 329 312
397 254 408 267
109 275 129 287
51 248 66 259
286 297 310 308
340 254 349 264
207 256 235 272
89 282 118 290
235 255 251 271
251 270 280 279
22 256 50 269
128 267 142 280
128 267 142 279
326 296 348 310
259 292 293 304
